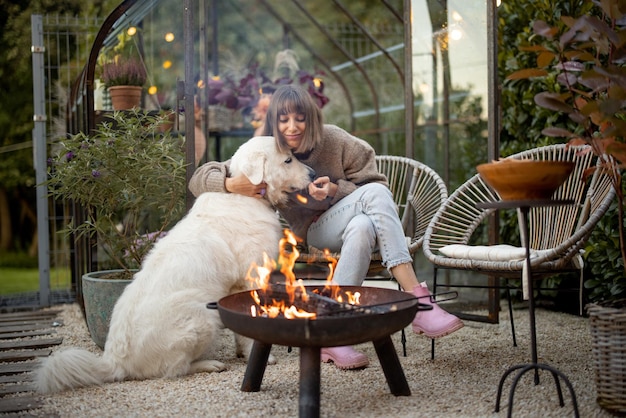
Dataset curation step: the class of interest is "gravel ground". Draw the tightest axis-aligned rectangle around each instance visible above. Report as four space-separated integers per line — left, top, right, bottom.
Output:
33 298 613 418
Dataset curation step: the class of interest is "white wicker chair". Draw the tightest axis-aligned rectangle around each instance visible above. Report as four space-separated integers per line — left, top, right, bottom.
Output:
423 143 616 348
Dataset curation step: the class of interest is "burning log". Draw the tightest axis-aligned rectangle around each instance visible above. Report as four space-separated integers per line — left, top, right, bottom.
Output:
253 281 400 318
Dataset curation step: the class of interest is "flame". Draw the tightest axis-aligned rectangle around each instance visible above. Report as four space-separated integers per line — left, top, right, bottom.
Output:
296 194 308 204
246 229 346 319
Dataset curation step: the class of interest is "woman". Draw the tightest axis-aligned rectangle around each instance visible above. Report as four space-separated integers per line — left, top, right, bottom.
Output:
189 85 463 370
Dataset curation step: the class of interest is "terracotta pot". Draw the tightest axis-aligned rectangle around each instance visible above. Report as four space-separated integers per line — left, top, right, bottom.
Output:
82 270 133 350
108 85 143 110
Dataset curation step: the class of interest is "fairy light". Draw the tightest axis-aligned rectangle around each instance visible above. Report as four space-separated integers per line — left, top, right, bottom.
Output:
164 32 175 42
450 28 463 41
127 26 137 36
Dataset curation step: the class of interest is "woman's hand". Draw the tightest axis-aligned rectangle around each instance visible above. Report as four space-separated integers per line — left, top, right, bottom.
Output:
225 174 268 198
308 176 337 201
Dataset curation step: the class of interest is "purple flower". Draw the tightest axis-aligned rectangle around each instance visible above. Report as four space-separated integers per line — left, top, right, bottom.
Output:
65 151 75 161
91 170 101 178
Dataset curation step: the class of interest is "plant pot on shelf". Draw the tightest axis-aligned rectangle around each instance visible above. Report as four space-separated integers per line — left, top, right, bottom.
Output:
108 85 143 110
588 300 626 415
207 105 232 132
82 270 134 350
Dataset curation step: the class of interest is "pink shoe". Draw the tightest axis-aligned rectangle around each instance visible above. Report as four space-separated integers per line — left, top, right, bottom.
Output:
321 346 369 370
412 282 464 338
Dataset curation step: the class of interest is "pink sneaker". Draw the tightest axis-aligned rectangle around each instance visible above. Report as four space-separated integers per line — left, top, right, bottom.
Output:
321 346 369 370
412 282 464 338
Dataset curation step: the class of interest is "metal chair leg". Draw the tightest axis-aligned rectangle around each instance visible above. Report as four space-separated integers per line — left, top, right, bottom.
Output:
431 267 438 360
505 285 517 347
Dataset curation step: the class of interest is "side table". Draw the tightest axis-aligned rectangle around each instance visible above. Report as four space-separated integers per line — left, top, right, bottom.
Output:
476 200 579 418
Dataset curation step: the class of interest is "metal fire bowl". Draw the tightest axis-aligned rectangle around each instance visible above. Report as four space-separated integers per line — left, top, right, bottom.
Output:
217 285 422 347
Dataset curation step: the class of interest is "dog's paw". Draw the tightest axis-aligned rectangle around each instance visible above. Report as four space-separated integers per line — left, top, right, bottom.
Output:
267 354 277 365
189 360 227 374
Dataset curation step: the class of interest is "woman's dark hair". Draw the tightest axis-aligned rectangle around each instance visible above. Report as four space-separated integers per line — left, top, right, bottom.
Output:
263 85 323 153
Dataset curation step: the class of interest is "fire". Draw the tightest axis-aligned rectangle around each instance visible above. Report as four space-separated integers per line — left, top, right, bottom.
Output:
296 194 308 204
246 229 351 319
338 291 361 305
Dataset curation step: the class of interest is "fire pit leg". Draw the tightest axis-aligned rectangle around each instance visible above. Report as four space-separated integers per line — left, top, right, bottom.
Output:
241 341 272 392
373 335 411 396
299 346 321 418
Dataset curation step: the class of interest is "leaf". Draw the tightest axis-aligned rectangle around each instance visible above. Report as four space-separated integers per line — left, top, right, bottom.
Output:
533 20 557 39
557 72 578 87
599 98 625 116
579 70 611 92
606 141 626 165
561 16 576 28
567 50 599 62
506 68 548 81
537 51 556 67
534 91 573 113
542 127 575 137
568 111 588 125
555 61 585 71
560 27 578 47
520 45 551 52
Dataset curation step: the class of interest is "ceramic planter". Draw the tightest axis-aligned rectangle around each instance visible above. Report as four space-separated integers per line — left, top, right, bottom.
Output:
82 270 133 350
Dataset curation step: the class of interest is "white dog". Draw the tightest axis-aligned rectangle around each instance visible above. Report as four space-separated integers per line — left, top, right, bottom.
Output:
36 136 314 393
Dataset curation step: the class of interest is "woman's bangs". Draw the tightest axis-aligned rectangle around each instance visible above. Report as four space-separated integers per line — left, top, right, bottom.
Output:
278 97 306 116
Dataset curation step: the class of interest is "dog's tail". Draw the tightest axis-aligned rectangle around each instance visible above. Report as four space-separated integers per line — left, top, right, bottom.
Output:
35 347 117 393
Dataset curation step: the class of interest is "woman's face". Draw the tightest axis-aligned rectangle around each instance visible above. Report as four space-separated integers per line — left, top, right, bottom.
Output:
278 112 306 150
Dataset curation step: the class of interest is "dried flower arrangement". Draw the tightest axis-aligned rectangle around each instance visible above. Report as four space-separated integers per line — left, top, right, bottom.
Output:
102 56 148 88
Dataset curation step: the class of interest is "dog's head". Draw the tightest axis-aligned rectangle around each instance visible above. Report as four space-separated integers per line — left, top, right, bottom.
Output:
230 136 315 206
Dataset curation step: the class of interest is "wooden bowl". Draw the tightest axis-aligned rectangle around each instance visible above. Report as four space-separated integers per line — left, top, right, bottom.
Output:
476 159 575 200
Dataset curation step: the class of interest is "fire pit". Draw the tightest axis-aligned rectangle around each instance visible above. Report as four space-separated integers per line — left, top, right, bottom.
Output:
216 285 429 418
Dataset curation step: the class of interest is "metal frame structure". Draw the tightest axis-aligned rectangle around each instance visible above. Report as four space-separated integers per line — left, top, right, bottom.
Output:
42 0 499 307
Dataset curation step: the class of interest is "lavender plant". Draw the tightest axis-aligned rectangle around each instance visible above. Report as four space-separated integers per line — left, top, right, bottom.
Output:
46 110 187 278
102 56 147 88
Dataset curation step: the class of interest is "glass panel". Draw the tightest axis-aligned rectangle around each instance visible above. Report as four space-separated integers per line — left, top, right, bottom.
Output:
412 0 489 190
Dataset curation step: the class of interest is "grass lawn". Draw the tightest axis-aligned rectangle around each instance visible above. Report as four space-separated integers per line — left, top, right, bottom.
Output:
0 267 72 295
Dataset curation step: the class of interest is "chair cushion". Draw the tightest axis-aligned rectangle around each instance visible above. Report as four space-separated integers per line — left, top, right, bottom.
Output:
439 244 527 261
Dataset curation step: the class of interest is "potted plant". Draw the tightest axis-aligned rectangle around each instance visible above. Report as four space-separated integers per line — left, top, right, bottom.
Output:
46 110 187 348
102 56 148 110
506 0 626 412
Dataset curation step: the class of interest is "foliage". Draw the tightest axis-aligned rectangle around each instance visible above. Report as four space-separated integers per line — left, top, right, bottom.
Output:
506 0 626 302
46 110 187 278
206 49 329 112
497 0 593 155
0 0 118 254
0 251 38 268
102 56 147 88
585 195 626 301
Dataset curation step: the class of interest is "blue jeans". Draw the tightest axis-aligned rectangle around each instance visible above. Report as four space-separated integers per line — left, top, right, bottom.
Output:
306 183 413 286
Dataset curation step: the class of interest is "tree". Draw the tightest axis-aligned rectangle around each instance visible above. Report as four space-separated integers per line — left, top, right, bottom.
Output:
0 0 117 255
